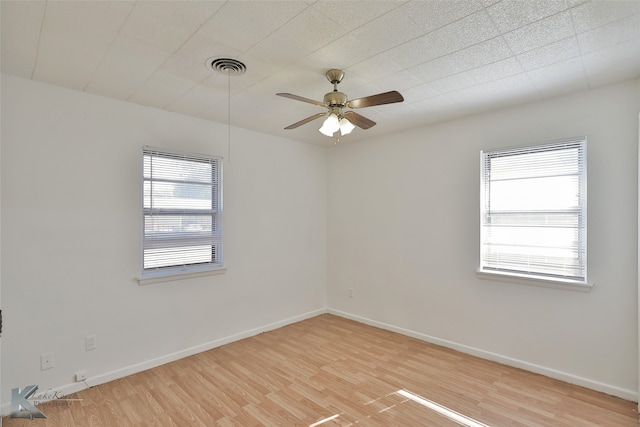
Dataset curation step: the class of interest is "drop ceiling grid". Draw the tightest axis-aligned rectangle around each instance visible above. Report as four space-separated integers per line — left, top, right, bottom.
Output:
2 0 640 145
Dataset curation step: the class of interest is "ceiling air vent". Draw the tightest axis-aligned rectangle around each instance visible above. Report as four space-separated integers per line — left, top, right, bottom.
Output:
206 58 246 75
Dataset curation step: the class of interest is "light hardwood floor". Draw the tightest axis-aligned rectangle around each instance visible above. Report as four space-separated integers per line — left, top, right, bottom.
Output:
3 314 638 426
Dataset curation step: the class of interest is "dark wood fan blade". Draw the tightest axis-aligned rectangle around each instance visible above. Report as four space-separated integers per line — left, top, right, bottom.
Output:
277 93 326 107
346 90 404 109
344 111 376 129
284 112 327 129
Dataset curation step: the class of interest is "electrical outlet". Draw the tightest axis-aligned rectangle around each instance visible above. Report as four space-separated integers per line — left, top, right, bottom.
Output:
40 353 54 370
85 335 96 351
75 371 87 382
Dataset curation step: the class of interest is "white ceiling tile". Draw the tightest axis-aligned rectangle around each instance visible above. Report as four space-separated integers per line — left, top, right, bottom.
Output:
262 67 328 100
401 83 440 104
566 0 590 7
162 52 223 87
246 6 347 71
503 10 575 54
312 1 400 31
475 73 537 99
449 75 541 115
0 0 45 77
347 53 405 84
577 13 640 54
301 33 381 71
411 95 458 117
487 0 571 34
236 103 288 136
43 1 134 37
128 69 197 109
430 57 525 94
33 39 104 91
175 32 243 68
401 0 484 33
446 84 492 106
370 69 423 93
427 10 500 57
200 70 237 94
85 36 171 100
272 6 344 53
166 83 227 117
582 38 640 88
439 85 500 116
571 0 640 33
408 36 513 82
248 31 311 72
384 34 440 69
526 57 589 97
350 7 425 53
120 1 223 53
33 1 134 90
232 85 283 114
517 36 581 71
197 106 227 125
198 1 307 53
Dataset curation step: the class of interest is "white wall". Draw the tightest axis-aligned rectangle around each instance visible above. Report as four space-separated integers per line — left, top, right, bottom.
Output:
328 79 639 400
1 73 638 413
0 74 327 411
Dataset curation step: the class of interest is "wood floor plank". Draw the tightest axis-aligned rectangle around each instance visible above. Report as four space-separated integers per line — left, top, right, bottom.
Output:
2 314 637 426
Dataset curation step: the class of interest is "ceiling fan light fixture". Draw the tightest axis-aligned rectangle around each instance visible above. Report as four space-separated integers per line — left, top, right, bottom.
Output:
339 117 355 135
319 113 340 136
278 68 403 135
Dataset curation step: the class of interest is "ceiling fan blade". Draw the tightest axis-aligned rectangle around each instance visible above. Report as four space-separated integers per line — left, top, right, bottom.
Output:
344 111 376 129
346 90 404 109
284 112 327 129
277 92 326 107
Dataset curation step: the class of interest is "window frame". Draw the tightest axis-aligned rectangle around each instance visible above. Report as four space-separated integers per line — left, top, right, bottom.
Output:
138 146 225 285
477 137 591 291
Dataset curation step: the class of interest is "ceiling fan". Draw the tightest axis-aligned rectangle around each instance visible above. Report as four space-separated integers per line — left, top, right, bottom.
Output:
276 69 404 139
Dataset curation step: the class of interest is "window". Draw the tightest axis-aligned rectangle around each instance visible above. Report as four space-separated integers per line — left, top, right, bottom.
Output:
479 138 587 284
142 146 223 279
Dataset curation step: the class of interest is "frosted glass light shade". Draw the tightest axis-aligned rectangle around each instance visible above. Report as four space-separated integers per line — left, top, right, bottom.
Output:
339 118 355 135
319 113 339 136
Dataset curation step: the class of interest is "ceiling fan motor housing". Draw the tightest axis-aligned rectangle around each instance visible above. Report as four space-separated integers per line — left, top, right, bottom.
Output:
324 91 348 107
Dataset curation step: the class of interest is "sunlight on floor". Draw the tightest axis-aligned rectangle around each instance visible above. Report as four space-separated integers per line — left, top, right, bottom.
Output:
309 413 340 426
308 389 490 427
397 389 490 427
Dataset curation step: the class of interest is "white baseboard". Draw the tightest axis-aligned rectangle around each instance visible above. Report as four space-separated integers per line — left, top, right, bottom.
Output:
327 309 638 403
0 308 327 417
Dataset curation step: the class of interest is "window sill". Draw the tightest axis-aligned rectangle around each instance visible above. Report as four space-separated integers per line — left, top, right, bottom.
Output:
137 266 227 285
476 269 593 292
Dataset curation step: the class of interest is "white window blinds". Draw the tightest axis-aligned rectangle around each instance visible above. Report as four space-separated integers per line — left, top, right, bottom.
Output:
480 138 586 282
143 146 223 274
